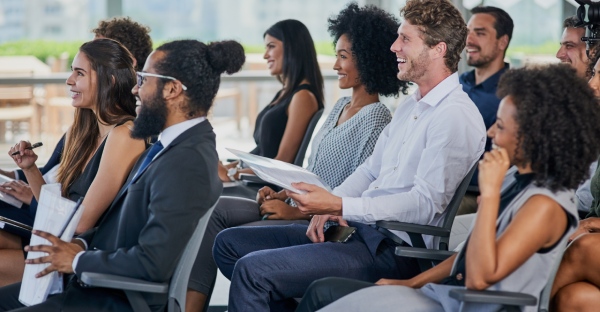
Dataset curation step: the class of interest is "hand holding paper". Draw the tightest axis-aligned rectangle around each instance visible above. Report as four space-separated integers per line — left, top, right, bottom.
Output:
287 182 343 216
24 230 84 277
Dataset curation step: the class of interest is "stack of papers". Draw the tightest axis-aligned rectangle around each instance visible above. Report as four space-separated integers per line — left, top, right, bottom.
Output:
226 148 331 194
19 184 84 306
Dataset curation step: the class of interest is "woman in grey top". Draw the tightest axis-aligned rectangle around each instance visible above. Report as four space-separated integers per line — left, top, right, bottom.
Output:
297 65 600 312
185 4 409 311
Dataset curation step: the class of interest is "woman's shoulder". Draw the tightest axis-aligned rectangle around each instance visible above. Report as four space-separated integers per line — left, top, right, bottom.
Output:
513 185 577 218
289 87 319 110
106 121 143 147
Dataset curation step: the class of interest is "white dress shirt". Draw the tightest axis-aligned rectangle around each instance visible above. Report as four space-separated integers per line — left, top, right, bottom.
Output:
333 73 486 248
72 117 206 272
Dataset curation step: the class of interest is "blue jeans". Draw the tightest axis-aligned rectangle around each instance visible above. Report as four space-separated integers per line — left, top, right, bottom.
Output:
213 223 420 312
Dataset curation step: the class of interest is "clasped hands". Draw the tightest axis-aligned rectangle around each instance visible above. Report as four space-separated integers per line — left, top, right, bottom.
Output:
23 230 84 278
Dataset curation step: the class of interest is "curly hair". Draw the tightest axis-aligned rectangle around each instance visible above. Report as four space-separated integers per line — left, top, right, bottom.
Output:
401 0 467 72
497 64 600 191
92 17 152 70
328 3 409 96
154 40 245 117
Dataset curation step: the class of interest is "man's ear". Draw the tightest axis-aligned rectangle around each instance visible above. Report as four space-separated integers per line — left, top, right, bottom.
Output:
432 42 447 60
163 80 184 100
498 34 509 52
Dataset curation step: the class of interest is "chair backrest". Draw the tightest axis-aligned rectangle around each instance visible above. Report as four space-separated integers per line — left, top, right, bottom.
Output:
167 199 218 312
437 163 477 251
293 108 324 166
538 239 569 312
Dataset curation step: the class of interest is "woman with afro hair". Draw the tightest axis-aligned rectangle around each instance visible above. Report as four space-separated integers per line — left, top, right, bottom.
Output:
298 63 600 312
185 4 409 311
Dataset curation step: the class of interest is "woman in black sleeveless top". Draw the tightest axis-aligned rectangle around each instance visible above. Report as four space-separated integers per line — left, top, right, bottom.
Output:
0 39 146 285
219 19 324 182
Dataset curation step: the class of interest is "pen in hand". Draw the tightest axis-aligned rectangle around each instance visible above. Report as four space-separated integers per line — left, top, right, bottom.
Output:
11 142 43 156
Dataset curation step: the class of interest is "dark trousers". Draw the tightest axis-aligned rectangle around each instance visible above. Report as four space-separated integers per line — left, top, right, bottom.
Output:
188 196 309 295
213 224 420 312
296 277 375 312
0 280 133 312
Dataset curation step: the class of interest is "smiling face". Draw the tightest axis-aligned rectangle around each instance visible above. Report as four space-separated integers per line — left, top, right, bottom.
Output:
487 95 519 165
390 20 431 84
333 34 361 90
556 27 588 78
66 52 97 110
589 57 600 98
263 34 284 76
465 13 505 68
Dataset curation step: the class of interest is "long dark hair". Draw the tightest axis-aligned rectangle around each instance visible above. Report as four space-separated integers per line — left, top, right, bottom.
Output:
264 19 324 106
57 39 136 196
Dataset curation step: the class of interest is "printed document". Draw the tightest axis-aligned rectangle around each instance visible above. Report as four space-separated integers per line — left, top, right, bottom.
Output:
19 184 84 306
226 148 330 194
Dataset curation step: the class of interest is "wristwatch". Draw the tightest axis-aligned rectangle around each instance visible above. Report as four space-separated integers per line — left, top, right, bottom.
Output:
227 167 238 181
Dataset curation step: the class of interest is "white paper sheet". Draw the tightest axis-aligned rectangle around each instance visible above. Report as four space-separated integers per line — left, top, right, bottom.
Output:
226 148 331 194
0 174 24 208
18 183 84 306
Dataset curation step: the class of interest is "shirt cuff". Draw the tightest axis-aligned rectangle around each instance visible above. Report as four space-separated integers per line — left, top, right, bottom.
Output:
75 238 88 250
341 197 365 222
72 251 85 274
13 170 20 181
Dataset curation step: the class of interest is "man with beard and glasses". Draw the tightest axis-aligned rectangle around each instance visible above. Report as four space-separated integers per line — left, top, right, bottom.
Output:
212 1 485 311
458 6 513 214
0 39 245 312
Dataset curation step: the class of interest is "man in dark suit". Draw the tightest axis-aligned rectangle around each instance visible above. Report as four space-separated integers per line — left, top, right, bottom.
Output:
0 38 245 311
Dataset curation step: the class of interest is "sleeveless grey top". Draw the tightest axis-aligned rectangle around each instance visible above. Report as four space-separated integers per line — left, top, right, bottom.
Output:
450 184 578 312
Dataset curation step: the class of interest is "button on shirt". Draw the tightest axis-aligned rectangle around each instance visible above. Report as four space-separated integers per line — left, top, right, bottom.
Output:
333 73 486 249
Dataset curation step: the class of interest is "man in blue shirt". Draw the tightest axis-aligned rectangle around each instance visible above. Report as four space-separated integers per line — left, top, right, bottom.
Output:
458 6 514 214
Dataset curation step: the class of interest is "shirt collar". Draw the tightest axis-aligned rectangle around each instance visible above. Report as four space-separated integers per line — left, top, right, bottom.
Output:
414 72 461 108
158 117 206 148
463 62 510 92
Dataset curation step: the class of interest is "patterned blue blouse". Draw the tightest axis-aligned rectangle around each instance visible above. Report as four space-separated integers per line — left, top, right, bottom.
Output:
306 96 392 189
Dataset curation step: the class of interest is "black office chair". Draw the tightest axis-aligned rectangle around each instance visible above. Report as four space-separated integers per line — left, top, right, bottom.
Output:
447 239 568 312
81 200 219 312
376 164 477 272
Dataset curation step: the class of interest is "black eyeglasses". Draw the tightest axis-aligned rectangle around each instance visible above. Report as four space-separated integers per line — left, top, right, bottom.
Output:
136 71 188 90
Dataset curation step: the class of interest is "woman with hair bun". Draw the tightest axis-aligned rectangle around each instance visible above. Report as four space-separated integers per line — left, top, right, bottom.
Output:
0 39 145 286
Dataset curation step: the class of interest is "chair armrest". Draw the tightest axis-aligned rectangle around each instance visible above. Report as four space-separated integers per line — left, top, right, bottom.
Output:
239 173 264 184
395 246 455 261
80 272 168 294
376 220 450 237
448 289 537 306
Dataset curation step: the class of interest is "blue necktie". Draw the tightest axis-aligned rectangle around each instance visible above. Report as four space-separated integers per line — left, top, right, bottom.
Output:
131 141 164 183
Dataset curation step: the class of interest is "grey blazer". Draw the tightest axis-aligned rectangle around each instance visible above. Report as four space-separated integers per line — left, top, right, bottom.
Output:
70 120 222 311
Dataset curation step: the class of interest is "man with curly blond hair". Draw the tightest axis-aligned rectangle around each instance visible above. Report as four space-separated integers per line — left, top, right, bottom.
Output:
213 1 485 311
